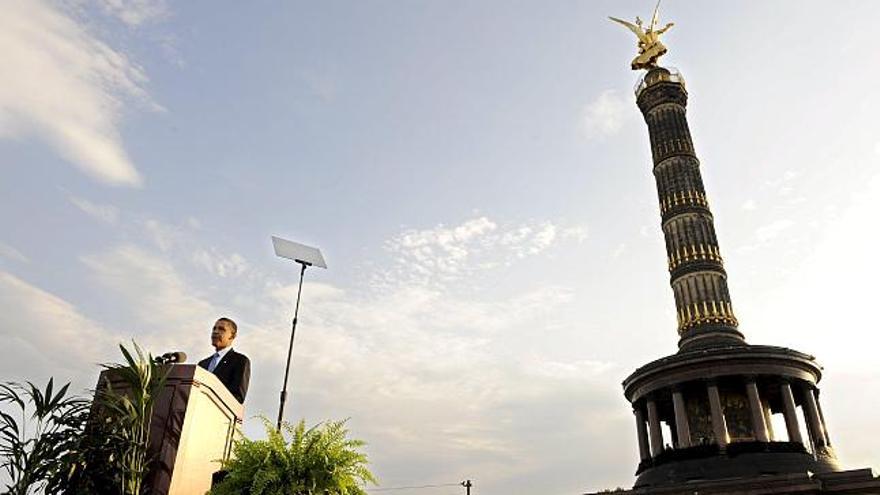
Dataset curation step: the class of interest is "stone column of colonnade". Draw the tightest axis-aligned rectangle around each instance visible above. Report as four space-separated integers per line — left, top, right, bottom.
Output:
763 400 776 441
634 407 651 461
779 380 834 450
780 381 804 444
706 381 729 447
801 383 830 449
671 387 691 448
632 398 670 459
636 68 745 350
815 391 832 446
745 378 770 442
646 398 663 456
631 378 838 458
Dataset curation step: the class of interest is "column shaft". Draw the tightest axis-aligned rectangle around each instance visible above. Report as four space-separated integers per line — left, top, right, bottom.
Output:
745 380 770 442
801 384 827 448
638 71 746 350
672 389 691 448
707 383 729 447
763 402 775 441
815 394 832 446
634 407 651 461
780 382 803 444
646 398 663 456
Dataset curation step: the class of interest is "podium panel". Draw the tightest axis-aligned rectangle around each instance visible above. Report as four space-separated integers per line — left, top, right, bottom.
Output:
98 364 243 495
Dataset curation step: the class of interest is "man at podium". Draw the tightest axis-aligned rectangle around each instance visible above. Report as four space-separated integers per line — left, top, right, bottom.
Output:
198 317 251 403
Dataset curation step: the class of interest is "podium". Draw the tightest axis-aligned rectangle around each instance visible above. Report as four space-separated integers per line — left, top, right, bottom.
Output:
97 364 244 495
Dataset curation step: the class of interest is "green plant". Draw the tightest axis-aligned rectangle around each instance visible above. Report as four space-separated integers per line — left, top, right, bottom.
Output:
96 341 169 494
0 342 168 495
59 341 169 495
0 378 88 495
210 417 377 495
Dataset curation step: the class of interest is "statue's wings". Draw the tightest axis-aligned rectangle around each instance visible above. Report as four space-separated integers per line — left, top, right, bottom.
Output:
655 22 674 36
609 16 648 43
649 0 662 31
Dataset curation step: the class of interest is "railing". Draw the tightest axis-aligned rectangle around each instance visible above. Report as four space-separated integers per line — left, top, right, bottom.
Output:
634 67 686 97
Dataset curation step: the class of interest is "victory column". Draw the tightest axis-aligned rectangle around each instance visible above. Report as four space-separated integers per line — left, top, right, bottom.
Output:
586 4 880 493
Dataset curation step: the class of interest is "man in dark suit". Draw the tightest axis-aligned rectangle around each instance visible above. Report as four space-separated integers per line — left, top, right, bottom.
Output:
198 317 251 403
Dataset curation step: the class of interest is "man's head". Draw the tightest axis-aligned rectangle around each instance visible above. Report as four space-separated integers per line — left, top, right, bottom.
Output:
211 317 237 351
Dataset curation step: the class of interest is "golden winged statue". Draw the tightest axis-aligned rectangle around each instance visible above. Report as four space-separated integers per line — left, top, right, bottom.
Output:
609 1 674 70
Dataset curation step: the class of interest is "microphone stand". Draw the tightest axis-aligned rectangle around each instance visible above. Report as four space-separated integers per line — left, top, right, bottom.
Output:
277 260 308 431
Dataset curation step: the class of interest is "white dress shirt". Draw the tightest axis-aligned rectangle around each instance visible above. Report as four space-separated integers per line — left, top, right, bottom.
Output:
208 346 233 372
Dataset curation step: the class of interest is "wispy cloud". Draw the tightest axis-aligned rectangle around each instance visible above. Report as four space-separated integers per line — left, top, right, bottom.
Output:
68 195 120 224
143 218 181 251
96 0 169 27
192 248 249 278
81 245 216 345
138 217 252 282
562 225 589 242
388 216 497 281
499 223 557 258
0 0 157 186
0 242 29 264
0 271 119 387
528 358 615 381
755 219 795 243
382 217 585 287
763 170 800 197
581 89 628 140
737 219 796 254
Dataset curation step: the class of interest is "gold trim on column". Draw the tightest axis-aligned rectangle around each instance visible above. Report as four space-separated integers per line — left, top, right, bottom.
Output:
668 242 724 270
660 190 709 215
677 300 739 333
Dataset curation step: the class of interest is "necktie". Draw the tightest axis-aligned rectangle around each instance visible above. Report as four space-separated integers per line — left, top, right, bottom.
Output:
208 352 221 372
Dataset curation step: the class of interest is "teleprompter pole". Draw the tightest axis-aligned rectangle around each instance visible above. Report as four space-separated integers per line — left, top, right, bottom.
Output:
276 261 308 431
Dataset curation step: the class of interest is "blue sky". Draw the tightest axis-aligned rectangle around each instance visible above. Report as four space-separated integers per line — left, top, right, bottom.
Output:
2 1 879 493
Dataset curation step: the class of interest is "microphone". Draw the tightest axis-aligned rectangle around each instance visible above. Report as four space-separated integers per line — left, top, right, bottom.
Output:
155 351 187 364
